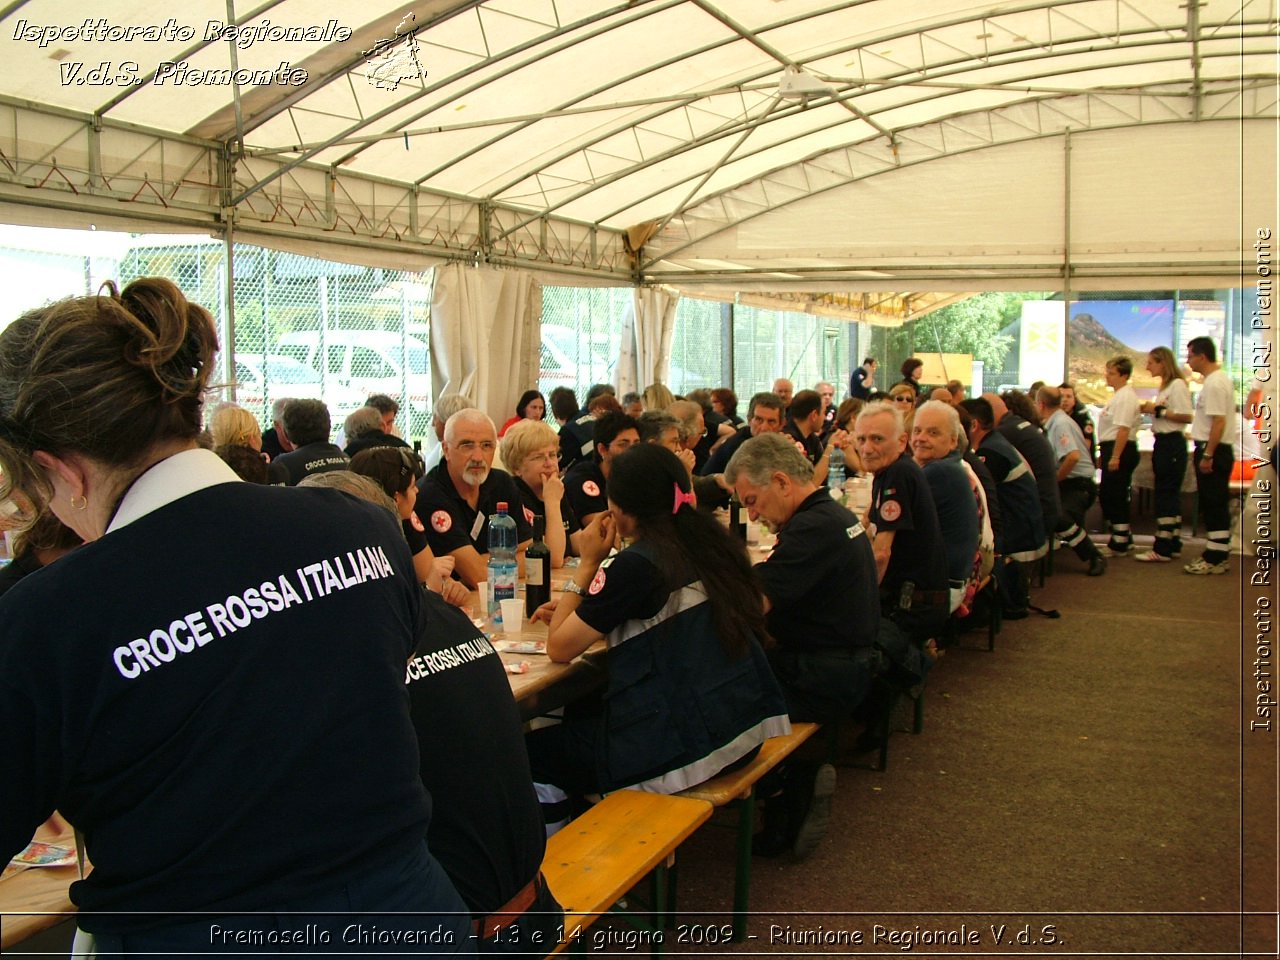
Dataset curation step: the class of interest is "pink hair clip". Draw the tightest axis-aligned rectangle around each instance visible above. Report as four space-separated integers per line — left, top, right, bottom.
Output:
672 483 696 514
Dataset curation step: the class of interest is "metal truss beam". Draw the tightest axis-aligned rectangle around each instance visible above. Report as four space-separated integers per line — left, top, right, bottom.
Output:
0 98 632 280
642 80 1278 271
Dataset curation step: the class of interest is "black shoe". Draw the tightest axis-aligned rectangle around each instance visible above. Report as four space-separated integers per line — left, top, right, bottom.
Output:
1002 607 1029 621
751 794 792 858
791 764 836 861
1087 555 1107 577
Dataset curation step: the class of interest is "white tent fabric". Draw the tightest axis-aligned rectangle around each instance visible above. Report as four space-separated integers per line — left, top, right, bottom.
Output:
615 285 679 395
0 1 1273 293
428 262 541 427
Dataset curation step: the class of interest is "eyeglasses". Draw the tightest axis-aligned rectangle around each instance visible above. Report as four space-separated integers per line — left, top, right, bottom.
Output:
892 395 915 404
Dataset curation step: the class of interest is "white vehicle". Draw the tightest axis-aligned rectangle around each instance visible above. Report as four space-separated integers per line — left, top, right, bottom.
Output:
539 323 616 394
230 353 365 422
275 329 431 418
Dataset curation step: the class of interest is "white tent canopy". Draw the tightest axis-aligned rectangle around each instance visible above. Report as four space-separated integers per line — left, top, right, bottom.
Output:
0 0 1274 299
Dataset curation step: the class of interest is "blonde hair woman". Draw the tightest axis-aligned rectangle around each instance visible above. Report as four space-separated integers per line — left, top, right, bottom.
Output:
888 382 919 436
1136 346 1192 561
208 402 263 451
500 418 578 566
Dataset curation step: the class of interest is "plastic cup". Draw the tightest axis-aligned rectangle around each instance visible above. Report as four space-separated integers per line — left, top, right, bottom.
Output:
499 599 524 633
474 580 488 621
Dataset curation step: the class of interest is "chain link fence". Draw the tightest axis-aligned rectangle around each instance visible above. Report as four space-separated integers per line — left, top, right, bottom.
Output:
116 241 433 438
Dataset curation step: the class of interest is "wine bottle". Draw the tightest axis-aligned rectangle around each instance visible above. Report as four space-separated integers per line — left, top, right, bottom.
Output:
524 516 552 618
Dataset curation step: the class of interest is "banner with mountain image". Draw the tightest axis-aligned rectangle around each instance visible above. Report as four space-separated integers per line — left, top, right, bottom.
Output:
1067 300 1174 404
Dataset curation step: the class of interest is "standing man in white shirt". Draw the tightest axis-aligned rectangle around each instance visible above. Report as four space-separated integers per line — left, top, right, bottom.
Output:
1183 336 1235 574
1096 356 1142 555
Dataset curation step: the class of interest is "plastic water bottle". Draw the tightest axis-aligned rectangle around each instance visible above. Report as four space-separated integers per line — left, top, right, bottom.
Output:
487 502 518 621
827 444 846 501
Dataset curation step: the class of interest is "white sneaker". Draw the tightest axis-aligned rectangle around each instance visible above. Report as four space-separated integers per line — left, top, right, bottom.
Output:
1133 550 1171 563
1098 544 1132 558
1183 558 1229 575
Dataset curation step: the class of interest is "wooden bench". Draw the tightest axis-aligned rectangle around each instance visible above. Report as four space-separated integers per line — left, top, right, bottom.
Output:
543 789 713 955
676 722 821 942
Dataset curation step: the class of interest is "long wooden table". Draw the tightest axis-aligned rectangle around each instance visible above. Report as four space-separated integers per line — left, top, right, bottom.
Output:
0 818 79 949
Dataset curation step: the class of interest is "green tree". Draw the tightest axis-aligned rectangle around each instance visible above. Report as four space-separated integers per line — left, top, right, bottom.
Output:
894 292 1046 368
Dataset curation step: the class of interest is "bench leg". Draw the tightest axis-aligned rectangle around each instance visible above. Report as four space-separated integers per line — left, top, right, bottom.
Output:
731 790 756 942
652 860 669 958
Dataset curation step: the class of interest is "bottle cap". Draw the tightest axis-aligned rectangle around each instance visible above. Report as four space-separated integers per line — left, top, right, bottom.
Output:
496 501 508 512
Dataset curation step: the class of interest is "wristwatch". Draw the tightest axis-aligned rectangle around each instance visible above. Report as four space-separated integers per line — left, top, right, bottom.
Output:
562 580 588 597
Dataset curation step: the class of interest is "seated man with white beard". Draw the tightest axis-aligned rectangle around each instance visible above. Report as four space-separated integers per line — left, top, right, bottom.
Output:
415 409 531 588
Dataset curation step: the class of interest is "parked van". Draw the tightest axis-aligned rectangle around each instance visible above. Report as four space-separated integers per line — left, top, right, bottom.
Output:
231 353 365 422
275 330 431 421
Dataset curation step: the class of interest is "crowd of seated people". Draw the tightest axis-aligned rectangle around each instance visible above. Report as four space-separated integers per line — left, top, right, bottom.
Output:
10 318 1189 959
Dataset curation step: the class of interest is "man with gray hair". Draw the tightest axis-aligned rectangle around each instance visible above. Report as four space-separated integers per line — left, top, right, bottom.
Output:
726 431 880 859
910 400 981 612
343 405 411 458
261 396 295 460
1036 386 1107 576
423 391 475 473
414 408 531 588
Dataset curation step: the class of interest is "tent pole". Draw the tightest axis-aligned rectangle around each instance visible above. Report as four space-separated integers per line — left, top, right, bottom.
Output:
1063 129 1073 384
223 214 237 402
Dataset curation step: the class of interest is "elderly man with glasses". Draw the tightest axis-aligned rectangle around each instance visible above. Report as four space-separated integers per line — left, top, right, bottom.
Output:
414 408 531 588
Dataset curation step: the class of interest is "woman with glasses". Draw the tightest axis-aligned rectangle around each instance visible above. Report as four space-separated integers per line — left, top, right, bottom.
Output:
500 418 581 567
350 446 459 594
889 383 919 436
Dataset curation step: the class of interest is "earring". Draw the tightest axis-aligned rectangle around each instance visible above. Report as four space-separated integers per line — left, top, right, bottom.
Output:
70 495 88 511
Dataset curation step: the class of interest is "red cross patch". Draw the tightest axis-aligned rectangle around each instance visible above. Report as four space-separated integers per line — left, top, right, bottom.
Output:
523 505 536 525
582 480 600 497
880 499 902 522
430 510 453 533
588 566 607 595
410 512 426 533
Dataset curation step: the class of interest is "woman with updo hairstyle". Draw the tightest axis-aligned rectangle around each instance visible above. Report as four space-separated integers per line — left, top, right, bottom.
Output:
499 389 546 437
525 443 789 811
0 278 471 953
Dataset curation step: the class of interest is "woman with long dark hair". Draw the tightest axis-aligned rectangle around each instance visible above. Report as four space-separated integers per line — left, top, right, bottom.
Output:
499 389 546 436
1136 346 1192 562
526 443 789 809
